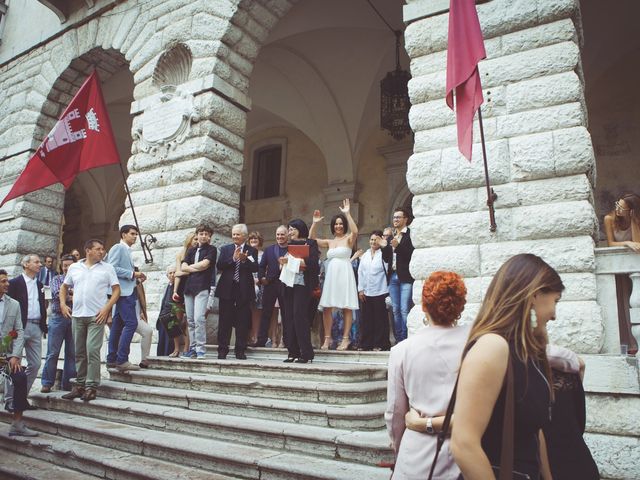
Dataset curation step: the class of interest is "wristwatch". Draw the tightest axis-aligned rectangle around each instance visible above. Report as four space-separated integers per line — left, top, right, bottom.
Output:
426 417 435 434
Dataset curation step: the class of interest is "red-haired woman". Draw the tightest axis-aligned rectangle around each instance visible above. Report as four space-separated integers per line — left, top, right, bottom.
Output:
385 271 468 479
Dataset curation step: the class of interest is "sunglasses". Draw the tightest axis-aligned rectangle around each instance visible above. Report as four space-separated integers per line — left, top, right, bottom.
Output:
615 201 629 211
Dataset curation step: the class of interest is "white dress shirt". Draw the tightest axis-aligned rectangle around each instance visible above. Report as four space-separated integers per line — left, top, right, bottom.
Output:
64 260 119 317
357 248 389 297
22 273 41 320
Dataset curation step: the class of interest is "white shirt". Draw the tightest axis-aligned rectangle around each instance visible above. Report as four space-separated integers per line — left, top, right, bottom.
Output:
64 260 119 317
358 249 389 297
22 273 41 320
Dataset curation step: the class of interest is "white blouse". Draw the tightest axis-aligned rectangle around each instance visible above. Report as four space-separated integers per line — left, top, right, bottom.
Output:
357 248 389 297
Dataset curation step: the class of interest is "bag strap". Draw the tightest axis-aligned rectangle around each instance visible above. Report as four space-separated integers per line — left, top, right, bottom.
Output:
427 348 514 480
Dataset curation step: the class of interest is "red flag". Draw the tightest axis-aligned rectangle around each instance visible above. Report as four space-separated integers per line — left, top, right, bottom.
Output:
445 0 486 161
1 71 120 206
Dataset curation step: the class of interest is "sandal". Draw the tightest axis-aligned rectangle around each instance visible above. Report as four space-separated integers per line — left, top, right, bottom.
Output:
337 337 351 351
169 351 180 358
320 336 331 351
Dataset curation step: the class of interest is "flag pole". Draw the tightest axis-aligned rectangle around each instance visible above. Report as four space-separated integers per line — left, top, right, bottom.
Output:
477 107 498 232
118 163 155 263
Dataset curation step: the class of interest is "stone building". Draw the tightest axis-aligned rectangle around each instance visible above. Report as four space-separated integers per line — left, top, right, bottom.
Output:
0 0 638 477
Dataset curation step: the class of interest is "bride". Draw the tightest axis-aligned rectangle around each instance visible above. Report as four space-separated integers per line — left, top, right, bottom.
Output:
310 199 359 351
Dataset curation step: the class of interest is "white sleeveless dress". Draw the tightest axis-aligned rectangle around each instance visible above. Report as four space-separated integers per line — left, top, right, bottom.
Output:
319 246 359 310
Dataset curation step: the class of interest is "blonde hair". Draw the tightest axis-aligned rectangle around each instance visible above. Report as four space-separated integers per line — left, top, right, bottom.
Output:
182 232 197 252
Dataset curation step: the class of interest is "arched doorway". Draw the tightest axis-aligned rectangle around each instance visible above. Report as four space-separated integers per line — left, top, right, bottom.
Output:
241 0 413 245
35 48 134 256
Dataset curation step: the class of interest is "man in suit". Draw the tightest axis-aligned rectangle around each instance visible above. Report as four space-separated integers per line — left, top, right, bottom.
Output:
215 224 258 360
0 269 38 436
106 225 147 371
179 223 217 359
4 254 47 412
255 225 288 347
36 254 55 287
387 207 415 343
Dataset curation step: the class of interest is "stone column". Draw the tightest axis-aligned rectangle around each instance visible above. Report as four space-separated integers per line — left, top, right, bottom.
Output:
402 0 603 352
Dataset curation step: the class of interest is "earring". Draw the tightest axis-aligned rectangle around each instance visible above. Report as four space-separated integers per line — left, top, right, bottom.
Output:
530 309 538 329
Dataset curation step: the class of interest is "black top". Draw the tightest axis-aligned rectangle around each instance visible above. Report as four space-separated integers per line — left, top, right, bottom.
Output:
288 239 320 291
482 351 551 479
389 228 414 283
543 370 599 480
183 244 217 296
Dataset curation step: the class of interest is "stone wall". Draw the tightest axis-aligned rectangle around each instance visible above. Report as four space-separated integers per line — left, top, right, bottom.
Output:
402 1 637 478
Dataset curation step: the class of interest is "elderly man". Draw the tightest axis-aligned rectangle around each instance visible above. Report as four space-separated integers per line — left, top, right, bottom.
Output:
215 224 258 360
4 254 47 412
0 269 38 436
60 239 120 402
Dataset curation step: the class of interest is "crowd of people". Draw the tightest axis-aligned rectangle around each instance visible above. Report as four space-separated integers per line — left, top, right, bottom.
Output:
0 196 620 480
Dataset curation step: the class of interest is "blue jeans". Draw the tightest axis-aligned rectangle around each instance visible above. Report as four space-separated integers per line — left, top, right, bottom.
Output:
107 293 138 364
389 273 413 343
41 314 76 389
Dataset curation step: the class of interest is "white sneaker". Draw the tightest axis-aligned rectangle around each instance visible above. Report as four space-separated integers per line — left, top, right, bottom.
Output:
116 361 140 371
9 421 39 437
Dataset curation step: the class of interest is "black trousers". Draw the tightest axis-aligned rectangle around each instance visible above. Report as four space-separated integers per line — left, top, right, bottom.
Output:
257 279 286 347
7 370 28 412
283 284 314 360
218 287 251 356
360 294 391 350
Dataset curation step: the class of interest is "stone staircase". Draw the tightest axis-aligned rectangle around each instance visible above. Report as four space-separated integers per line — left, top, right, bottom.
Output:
0 347 394 480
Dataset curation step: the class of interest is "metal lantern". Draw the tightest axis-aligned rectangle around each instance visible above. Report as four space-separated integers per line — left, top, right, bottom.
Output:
380 31 412 141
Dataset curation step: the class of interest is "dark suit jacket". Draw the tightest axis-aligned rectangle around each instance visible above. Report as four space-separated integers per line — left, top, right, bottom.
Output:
391 228 415 283
289 239 320 291
258 243 287 282
8 275 47 333
214 243 259 302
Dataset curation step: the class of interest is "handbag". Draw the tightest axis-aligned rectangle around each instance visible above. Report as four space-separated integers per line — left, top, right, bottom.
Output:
428 351 529 480
158 303 184 339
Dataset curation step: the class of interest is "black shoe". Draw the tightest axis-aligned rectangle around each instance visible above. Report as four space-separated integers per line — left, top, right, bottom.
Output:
294 358 313 364
4 403 14 413
235 352 247 360
283 357 296 363
218 354 227 360
25 403 38 410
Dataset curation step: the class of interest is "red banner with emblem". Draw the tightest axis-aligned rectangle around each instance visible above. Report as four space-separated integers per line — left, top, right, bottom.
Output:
1 70 120 206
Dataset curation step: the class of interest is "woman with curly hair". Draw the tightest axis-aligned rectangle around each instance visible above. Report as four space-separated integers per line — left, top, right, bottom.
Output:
385 271 468 479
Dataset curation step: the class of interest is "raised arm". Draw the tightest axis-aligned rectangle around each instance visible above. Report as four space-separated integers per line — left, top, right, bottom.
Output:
339 199 358 246
450 334 509 480
310 210 330 248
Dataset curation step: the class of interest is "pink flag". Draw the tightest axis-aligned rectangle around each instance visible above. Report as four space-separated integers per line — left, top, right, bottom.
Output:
2 71 120 206
445 0 486 161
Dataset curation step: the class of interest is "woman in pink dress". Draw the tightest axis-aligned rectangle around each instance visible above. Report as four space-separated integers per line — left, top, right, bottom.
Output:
385 271 468 480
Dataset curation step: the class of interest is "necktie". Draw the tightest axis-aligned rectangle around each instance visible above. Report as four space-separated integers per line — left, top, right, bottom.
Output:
234 246 241 282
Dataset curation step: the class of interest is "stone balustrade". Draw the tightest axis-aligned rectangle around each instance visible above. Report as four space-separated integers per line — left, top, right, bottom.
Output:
595 246 640 355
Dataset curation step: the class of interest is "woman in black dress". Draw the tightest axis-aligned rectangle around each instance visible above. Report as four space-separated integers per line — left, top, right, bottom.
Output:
451 254 563 480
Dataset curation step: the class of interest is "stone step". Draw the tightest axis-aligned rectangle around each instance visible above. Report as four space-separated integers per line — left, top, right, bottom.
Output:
0 410 392 480
205 345 390 365
0 422 237 480
54 379 386 430
0 450 97 480
29 391 393 464
145 356 388 382
107 368 388 404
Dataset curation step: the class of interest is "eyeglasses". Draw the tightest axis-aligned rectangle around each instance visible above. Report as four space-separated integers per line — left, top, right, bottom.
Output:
392 215 404 220
615 201 629 211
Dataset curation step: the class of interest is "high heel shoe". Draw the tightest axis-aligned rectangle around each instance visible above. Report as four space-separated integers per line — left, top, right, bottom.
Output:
283 357 297 363
320 336 331 350
294 358 313 364
337 337 351 351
